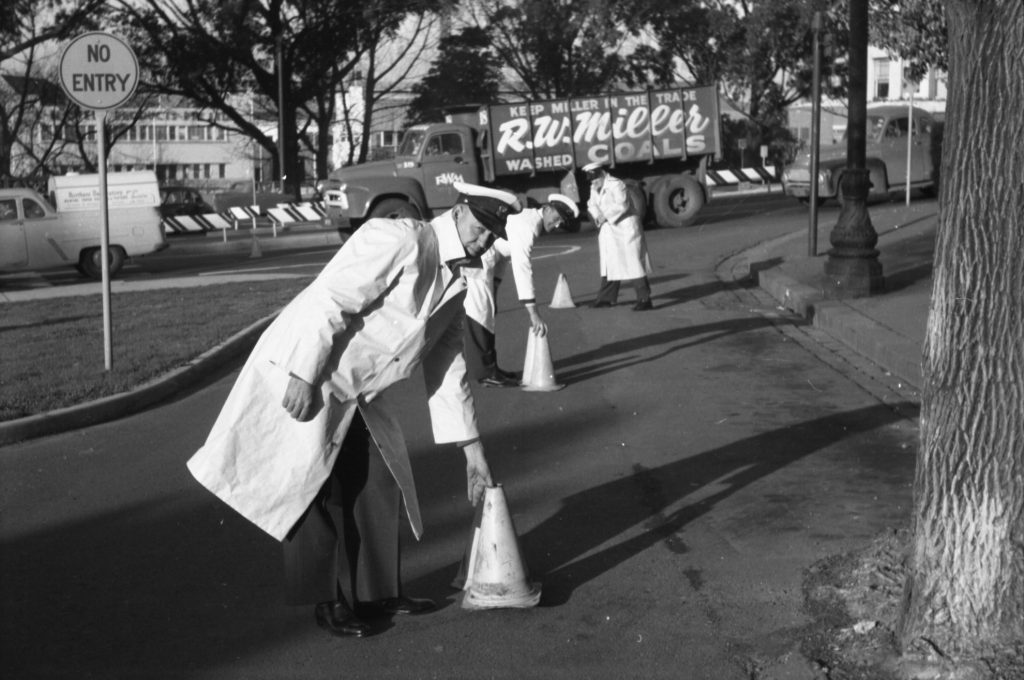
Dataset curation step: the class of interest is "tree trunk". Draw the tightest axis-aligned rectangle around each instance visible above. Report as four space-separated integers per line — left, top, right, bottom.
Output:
898 0 1024 661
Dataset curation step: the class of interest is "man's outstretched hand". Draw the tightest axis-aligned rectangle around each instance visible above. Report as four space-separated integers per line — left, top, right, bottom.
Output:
462 440 493 505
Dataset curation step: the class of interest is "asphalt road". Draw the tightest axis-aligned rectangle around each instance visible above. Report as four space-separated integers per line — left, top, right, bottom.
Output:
0 193 917 679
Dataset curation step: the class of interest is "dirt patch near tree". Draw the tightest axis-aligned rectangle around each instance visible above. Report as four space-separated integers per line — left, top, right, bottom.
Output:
800 527 1024 680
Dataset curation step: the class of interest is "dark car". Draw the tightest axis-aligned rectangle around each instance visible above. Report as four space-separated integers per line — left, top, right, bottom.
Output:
159 185 214 218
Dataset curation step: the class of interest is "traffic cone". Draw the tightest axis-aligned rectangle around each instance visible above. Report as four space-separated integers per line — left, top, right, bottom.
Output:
460 484 541 610
249 229 262 259
521 328 565 392
549 273 576 308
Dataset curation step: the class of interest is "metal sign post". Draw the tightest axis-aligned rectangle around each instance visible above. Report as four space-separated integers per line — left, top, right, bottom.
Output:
58 32 139 371
905 80 916 206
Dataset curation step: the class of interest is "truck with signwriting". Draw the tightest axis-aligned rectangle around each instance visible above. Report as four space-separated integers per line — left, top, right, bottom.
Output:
0 171 167 279
320 84 722 231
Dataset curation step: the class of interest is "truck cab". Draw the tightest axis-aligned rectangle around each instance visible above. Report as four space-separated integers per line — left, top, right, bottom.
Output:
322 123 482 231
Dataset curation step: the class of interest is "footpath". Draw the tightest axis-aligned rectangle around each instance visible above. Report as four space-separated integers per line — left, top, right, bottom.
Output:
729 200 934 394
0 201 935 445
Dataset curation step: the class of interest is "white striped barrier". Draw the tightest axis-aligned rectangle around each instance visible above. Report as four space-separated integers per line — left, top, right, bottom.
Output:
705 166 779 187
162 202 327 238
161 212 234 235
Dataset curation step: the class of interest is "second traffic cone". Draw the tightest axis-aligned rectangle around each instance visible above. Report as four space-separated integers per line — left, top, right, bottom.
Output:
461 484 541 610
521 328 564 392
549 273 576 308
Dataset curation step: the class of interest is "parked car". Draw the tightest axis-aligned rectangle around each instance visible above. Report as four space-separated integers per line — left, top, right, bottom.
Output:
159 185 214 218
782 104 940 206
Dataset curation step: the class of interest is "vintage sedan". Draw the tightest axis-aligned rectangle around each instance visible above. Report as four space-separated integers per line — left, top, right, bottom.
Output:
782 104 940 205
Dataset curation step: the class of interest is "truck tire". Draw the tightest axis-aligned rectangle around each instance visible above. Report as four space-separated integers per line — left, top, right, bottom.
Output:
623 179 647 226
369 198 420 221
652 174 704 228
77 246 125 280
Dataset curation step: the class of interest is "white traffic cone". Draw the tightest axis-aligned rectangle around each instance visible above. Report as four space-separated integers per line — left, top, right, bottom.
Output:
461 485 541 610
549 273 576 309
521 328 564 392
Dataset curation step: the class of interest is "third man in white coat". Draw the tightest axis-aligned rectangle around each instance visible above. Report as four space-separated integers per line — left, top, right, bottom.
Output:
584 161 653 311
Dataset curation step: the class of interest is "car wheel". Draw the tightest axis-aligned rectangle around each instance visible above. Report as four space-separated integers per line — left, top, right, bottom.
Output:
77 246 126 280
369 198 420 221
652 174 704 228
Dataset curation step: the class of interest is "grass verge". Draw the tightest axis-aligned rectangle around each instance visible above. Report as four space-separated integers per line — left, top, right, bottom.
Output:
0 279 310 421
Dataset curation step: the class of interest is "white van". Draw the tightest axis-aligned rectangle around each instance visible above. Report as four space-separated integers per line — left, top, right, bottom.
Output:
0 171 167 279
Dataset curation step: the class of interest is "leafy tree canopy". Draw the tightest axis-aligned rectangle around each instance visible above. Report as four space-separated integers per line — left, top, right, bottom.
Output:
406 26 502 124
466 0 636 99
869 0 948 82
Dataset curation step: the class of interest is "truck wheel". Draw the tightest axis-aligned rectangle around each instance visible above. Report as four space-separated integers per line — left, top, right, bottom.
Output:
624 180 648 226
77 246 125 280
652 174 704 228
369 198 420 221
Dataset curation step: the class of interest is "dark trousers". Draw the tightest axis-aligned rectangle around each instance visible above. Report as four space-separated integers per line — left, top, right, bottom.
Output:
282 410 401 606
463 316 499 381
595 276 651 305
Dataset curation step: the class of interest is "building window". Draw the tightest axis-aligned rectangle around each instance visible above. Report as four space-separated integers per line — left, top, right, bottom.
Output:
874 58 890 99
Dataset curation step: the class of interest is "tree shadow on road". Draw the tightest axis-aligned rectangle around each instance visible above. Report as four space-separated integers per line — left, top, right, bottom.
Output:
555 316 775 384
523 403 911 606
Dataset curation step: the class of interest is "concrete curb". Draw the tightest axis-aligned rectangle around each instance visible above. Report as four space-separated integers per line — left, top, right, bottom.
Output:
755 265 923 390
0 313 276 446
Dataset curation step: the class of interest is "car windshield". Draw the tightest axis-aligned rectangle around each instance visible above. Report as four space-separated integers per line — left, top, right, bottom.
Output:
397 129 426 157
841 115 889 143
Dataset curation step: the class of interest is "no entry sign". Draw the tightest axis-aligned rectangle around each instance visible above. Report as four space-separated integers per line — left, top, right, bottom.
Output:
59 32 139 110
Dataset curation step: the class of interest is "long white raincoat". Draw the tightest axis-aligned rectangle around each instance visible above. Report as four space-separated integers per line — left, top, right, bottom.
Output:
463 208 543 330
187 213 477 541
588 174 652 280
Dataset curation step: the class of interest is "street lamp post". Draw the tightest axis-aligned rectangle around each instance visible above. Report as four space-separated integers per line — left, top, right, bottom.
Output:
824 0 884 296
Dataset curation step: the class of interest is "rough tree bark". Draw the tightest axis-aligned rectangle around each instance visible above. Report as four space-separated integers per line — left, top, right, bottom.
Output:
898 0 1024 663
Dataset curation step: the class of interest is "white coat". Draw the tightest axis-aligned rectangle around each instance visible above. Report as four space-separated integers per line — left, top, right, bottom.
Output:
588 174 652 281
463 208 542 331
187 213 477 542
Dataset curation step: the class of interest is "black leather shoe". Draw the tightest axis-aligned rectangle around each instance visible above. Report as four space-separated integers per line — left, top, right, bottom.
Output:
591 300 613 308
496 367 521 381
479 374 519 387
358 596 436 618
632 299 654 311
314 601 370 638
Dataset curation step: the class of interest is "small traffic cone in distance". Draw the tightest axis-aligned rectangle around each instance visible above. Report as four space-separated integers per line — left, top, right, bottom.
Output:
521 327 565 392
549 273 576 309
461 484 541 610
249 230 262 259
